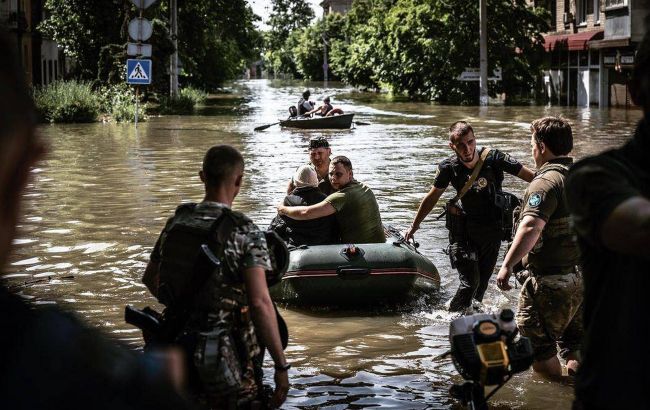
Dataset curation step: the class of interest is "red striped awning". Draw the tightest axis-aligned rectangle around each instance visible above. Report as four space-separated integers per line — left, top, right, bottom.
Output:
543 30 604 51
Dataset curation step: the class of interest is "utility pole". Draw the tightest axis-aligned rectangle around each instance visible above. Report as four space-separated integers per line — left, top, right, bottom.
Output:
169 0 179 97
479 0 488 106
323 34 328 88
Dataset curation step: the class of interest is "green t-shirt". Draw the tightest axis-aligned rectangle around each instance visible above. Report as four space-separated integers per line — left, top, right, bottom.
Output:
325 180 385 243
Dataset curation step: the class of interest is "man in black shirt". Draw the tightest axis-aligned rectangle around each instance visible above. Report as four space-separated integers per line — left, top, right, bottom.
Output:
405 121 534 312
566 26 650 409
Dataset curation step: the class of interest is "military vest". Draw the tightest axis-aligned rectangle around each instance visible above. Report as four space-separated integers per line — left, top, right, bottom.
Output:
158 203 249 311
157 203 263 401
522 163 580 275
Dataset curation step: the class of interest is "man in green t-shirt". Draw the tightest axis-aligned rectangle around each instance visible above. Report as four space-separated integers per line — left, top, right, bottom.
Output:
277 156 385 244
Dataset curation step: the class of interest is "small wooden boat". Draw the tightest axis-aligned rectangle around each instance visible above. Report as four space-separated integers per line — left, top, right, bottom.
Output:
279 113 355 129
270 228 440 307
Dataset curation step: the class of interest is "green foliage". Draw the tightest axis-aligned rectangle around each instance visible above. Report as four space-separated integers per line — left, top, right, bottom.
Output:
292 14 345 80
99 83 147 123
33 80 101 123
158 87 207 115
39 0 261 91
265 0 315 77
328 0 549 103
39 0 127 79
170 1 262 90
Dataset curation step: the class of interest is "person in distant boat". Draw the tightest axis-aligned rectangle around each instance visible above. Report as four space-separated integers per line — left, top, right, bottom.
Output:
286 137 334 195
278 156 385 244
297 89 315 116
269 165 339 246
306 96 344 117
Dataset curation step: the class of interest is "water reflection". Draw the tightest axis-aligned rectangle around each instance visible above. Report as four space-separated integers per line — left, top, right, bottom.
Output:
5 80 642 409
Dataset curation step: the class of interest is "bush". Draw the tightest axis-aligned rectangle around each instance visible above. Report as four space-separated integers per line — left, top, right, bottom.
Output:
158 86 207 115
99 83 147 123
34 80 101 123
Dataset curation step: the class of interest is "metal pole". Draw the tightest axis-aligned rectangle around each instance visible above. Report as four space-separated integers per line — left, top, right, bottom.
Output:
135 85 139 127
479 0 488 106
170 0 179 97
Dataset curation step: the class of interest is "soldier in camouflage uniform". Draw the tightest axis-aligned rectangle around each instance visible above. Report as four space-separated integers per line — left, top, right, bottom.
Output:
143 145 289 409
497 117 582 378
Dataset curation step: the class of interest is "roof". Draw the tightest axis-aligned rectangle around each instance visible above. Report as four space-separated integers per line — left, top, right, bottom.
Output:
543 30 604 51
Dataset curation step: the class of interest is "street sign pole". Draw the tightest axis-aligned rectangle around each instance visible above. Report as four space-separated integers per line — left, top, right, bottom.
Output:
479 0 488 106
127 0 157 126
135 85 139 127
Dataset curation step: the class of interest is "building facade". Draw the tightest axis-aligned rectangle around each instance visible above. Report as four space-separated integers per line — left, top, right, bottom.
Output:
1 0 65 86
321 0 353 16
532 0 650 107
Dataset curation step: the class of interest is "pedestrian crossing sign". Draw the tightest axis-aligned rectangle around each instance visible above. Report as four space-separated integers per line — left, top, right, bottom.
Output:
126 59 152 85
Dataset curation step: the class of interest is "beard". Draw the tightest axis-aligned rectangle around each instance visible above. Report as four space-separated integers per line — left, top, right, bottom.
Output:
458 149 476 163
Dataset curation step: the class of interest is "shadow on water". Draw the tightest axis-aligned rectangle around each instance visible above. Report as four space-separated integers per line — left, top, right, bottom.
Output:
4 79 642 409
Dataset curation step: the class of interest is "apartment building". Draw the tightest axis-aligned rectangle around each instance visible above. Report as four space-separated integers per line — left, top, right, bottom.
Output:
533 0 650 107
1 0 65 86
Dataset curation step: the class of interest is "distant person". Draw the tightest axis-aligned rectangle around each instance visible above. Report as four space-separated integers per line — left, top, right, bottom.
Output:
287 137 335 195
496 116 582 379
0 32 193 410
278 156 385 244
297 89 314 116
269 165 339 246
404 121 534 312
306 96 344 117
566 25 650 410
142 145 289 408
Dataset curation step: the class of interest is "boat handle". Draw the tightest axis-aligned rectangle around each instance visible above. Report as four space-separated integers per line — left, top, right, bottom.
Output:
336 267 371 279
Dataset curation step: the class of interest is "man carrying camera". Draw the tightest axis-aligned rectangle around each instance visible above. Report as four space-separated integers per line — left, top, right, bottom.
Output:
142 145 289 409
405 121 534 312
497 117 582 378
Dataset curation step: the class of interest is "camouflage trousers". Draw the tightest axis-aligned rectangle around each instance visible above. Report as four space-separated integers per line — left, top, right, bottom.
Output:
516 270 583 361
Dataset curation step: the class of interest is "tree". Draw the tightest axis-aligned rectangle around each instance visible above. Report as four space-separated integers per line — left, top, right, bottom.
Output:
332 0 549 103
265 0 315 77
292 13 345 80
39 0 262 91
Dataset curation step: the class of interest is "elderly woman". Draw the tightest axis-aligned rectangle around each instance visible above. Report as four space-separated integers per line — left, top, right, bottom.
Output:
269 165 339 246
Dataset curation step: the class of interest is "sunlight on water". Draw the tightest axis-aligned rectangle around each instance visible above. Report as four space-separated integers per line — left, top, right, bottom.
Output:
3 79 642 409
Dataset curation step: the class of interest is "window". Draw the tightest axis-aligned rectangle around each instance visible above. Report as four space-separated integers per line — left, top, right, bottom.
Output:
605 0 626 8
577 0 587 24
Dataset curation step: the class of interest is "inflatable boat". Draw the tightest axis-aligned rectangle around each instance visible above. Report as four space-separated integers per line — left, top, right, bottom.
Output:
270 228 440 307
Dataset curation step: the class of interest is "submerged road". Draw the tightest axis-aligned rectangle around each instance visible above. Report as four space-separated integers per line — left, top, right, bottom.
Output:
5 80 642 408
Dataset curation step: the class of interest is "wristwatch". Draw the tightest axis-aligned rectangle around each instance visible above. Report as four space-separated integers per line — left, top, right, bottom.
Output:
274 362 291 371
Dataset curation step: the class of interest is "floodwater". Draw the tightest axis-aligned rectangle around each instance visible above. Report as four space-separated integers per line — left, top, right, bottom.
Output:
5 80 643 409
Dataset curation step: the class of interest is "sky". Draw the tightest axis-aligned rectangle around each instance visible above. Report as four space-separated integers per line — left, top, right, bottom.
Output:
248 0 323 29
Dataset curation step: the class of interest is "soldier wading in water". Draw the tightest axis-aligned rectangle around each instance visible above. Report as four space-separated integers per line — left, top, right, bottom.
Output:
143 145 290 409
405 122 534 312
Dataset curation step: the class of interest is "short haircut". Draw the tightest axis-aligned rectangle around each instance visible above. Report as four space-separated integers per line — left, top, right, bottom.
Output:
531 116 573 156
631 19 650 112
202 145 244 187
449 121 474 141
0 32 36 141
331 155 352 171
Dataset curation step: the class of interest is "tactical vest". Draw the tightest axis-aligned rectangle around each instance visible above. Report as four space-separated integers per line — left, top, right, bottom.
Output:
521 163 579 275
157 203 263 402
158 203 248 311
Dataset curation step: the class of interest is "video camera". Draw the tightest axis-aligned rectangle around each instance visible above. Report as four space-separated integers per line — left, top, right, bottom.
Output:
448 308 534 409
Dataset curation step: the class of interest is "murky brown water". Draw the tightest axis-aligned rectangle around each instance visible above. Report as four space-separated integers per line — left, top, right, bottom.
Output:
4 80 643 409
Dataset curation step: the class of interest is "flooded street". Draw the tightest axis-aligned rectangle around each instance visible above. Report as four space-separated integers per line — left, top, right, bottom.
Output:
5 80 643 409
